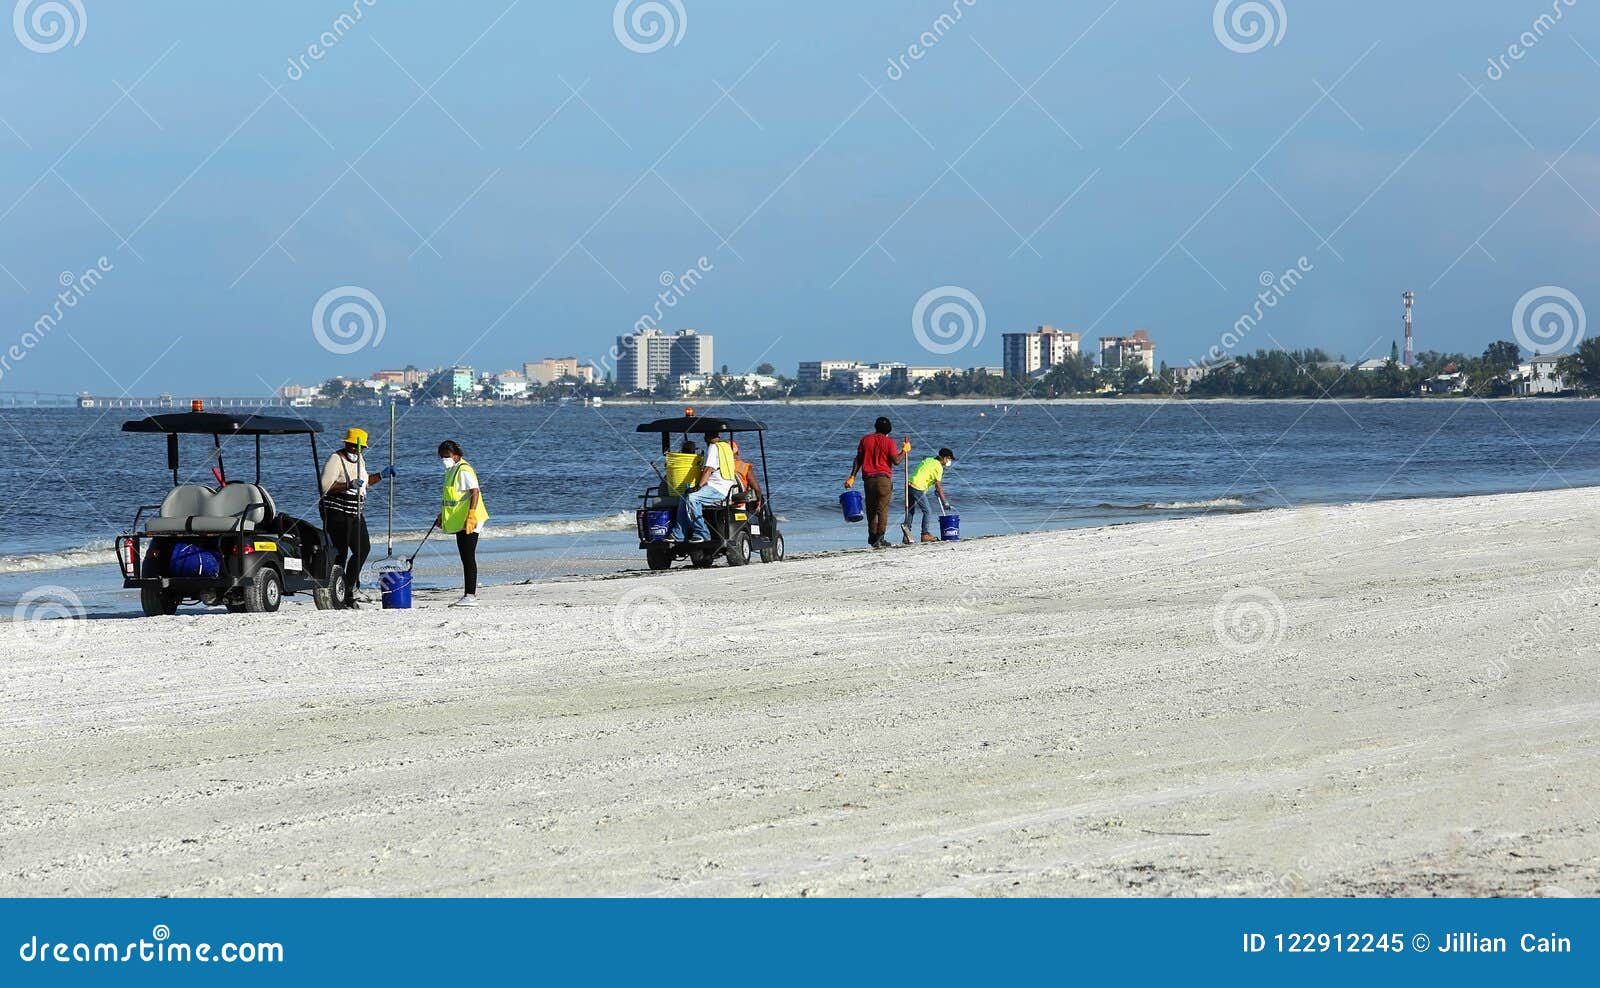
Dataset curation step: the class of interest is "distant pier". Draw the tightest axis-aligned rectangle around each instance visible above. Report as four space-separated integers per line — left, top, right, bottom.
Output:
0 392 289 409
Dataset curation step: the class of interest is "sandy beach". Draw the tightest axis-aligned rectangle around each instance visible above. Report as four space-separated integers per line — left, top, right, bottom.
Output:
3 489 1597 897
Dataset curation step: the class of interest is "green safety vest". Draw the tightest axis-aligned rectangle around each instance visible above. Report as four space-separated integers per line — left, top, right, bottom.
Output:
709 441 736 485
441 460 490 533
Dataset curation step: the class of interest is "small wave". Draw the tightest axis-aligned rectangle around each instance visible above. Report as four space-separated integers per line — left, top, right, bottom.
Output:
1097 497 1252 512
0 544 109 574
386 511 637 542
481 511 636 539
0 512 640 574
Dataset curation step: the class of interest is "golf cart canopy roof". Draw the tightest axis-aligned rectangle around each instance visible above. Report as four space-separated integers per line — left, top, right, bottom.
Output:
121 412 324 436
636 414 766 435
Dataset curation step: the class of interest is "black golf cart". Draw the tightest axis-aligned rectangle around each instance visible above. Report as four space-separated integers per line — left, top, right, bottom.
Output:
113 406 346 615
635 410 785 569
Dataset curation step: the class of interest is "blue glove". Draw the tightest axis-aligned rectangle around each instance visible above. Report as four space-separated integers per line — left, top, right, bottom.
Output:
380 465 397 479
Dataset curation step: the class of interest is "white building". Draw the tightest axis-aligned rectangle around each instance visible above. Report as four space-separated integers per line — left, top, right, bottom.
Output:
1098 329 1156 372
616 329 715 393
1512 355 1570 396
797 360 862 386
1002 325 1081 378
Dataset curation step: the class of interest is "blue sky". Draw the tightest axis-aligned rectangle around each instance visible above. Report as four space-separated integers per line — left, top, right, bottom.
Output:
1 0 1597 393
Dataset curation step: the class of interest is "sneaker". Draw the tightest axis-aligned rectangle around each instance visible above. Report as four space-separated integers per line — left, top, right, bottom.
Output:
352 589 375 604
688 535 708 544
450 594 478 607
900 524 913 545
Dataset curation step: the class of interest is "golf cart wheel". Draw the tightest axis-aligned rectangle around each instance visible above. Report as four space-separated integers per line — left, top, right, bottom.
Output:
760 531 785 564
140 585 178 616
725 531 751 567
689 547 715 569
224 597 247 613
645 545 674 571
242 566 283 613
314 564 346 610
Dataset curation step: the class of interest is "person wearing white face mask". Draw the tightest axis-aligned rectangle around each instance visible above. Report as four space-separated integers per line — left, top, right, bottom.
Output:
434 439 488 607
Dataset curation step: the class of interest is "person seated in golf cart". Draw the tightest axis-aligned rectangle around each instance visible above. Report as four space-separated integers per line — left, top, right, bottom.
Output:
730 439 762 513
668 429 736 543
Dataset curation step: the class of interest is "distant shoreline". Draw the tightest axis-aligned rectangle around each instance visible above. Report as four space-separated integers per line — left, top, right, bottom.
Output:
13 394 1594 411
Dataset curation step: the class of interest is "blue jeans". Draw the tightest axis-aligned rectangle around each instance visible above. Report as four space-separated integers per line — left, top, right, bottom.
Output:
670 486 723 541
903 485 937 537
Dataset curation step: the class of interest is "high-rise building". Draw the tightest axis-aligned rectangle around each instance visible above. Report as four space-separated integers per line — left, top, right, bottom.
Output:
616 329 713 392
1002 325 1081 378
670 329 713 377
1098 330 1157 373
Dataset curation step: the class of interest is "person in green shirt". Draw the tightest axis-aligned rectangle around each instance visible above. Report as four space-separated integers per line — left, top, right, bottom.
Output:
901 447 954 544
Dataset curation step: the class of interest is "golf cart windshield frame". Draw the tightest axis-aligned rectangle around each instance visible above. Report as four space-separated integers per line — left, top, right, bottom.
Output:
121 411 326 490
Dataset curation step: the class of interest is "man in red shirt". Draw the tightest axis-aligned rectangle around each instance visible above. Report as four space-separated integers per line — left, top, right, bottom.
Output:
846 416 910 549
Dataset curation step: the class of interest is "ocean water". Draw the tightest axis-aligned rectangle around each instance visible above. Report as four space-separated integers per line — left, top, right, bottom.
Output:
2 399 1598 615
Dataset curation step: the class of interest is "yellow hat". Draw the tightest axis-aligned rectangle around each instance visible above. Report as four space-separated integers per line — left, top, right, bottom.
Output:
343 427 369 448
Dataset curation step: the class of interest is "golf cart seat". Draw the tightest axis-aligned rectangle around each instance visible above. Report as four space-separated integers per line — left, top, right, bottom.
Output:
144 482 275 534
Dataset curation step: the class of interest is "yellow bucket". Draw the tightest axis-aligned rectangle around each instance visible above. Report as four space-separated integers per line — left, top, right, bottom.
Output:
663 452 702 495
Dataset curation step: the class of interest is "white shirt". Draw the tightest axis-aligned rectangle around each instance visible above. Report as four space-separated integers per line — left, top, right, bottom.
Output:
451 462 480 493
703 443 735 496
320 451 369 515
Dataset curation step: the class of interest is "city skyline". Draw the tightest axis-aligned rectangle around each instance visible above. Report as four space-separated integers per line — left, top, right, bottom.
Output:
2 4 1594 395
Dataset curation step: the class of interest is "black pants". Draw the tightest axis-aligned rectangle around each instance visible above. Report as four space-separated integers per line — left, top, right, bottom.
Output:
456 532 478 595
327 513 370 595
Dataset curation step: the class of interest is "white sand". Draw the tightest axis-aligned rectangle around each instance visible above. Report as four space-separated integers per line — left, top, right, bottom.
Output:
3 490 1597 897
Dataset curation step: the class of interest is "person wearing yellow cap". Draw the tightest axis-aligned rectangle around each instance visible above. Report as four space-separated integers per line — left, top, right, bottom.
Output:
320 426 390 606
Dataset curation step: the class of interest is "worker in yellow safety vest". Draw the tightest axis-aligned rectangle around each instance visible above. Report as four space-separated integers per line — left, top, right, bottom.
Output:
434 439 489 607
668 430 735 543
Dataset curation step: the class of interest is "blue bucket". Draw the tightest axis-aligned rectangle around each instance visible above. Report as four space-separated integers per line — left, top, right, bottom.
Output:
380 567 413 609
644 508 673 542
939 514 960 541
840 489 865 523
169 541 220 577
